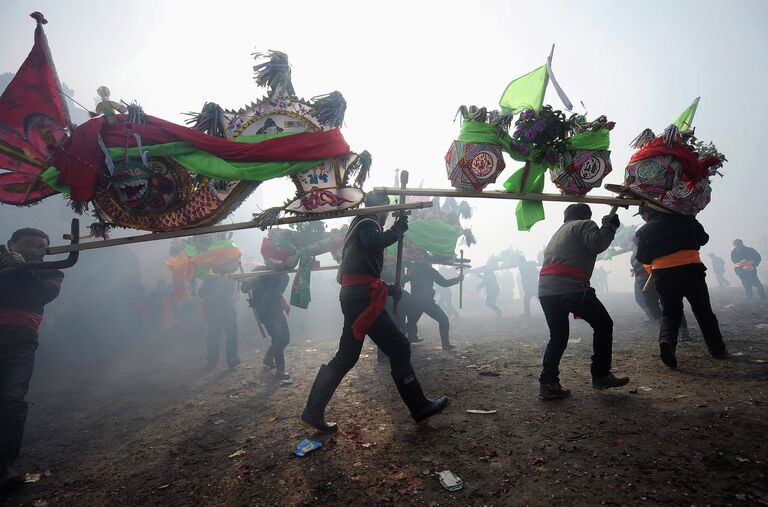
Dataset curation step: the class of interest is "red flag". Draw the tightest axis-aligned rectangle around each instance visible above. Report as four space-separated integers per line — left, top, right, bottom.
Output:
0 12 69 204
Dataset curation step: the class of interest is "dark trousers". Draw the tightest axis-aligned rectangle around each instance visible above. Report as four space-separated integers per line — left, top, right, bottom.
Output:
328 298 412 379
206 312 239 366
406 297 450 347
0 338 37 468
655 265 726 354
259 306 290 375
538 289 613 384
735 268 765 299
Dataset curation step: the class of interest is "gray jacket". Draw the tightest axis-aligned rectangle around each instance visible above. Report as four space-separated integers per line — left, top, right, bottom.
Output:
538 219 618 297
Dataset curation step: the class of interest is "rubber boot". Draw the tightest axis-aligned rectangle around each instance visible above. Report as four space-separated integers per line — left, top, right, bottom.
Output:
300 364 344 433
392 368 448 423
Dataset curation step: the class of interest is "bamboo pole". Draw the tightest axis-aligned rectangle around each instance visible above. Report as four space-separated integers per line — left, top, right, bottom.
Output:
373 187 644 207
393 170 409 315
230 265 339 280
45 201 433 255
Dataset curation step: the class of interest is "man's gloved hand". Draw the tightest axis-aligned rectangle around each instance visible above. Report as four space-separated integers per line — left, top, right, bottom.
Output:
0 250 26 268
391 215 409 236
602 213 620 228
388 284 402 301
456 274 465 283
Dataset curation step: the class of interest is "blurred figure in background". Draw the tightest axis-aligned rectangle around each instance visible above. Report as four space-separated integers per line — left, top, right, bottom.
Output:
731 239 765 300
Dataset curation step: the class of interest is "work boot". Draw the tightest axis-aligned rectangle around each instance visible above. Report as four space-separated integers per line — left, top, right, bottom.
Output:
0 465 22 493
592 372 630 389
539 382 571 401
711 347 729 360
300 364 344 433
659 341 678 369
393 369 448 423
279 373 294 387
442 344 456 352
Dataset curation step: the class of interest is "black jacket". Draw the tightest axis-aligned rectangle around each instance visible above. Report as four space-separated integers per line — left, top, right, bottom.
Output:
635 212 709 265
731 246 761 267
245 272 289 313
0 268 64 340
406 263 460 300
337 216 401 300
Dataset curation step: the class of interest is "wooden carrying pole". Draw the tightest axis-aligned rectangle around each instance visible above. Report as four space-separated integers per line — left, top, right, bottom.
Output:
230 265 339 280
393 170 409 315
459 249 464 309
45 202 432 255
373 187 644 207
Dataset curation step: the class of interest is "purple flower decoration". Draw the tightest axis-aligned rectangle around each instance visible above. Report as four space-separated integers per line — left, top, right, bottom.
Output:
546 151 560 164
524 129 536 142
513 144 530 157
520 109 535 120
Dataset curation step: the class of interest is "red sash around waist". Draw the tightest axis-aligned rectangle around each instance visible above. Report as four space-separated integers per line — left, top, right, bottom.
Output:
341 274 389 340
539 263 590 281
0 309 43 331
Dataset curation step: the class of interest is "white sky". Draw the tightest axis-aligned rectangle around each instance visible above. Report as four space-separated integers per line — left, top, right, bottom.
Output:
2 0 767 290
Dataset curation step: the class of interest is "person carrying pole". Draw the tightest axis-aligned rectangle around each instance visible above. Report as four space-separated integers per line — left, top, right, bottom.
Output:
537 204 630 400
636 205 728 368
299 192 448 433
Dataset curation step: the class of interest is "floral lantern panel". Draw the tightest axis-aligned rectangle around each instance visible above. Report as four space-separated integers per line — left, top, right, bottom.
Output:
445 141 506 191
551 149 612 196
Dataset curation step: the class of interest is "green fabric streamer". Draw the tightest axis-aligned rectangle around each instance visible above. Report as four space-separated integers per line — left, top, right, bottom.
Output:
290 256 313 309
567 128 611 151
502 161 547 231
457 120 514 155
399 219 462 258
41 166 69 195
499 65 549 115
107 141 322 181
39 131 323 193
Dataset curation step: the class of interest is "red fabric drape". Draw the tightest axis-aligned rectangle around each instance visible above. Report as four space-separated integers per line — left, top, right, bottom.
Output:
628 138 718 183
341 274 389 341
54 115 351 201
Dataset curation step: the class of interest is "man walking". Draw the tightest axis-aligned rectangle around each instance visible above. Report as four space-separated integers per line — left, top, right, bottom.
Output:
537 204 630 400
300 192 448 433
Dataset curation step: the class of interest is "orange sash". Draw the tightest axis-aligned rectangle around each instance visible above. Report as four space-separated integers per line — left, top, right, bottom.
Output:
652 250 702 270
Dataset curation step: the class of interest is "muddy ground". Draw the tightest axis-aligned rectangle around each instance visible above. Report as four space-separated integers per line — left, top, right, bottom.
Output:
4 290 768 506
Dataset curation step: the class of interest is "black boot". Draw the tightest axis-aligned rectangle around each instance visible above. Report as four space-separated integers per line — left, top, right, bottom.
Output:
659 341 678 369
393 369 448 423
300 364 344 433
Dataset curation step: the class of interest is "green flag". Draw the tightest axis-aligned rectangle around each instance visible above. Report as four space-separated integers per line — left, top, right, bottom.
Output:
499 65 549 115
673 97 700 130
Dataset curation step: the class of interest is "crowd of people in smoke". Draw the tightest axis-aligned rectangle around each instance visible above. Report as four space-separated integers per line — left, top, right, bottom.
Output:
1 194 766 491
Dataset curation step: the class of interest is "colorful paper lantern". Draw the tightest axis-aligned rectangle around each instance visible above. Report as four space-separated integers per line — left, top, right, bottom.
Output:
550 149 612 196
445 141 506 191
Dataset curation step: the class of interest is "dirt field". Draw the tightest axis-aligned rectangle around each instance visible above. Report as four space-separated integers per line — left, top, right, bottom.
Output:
4 290 768 506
